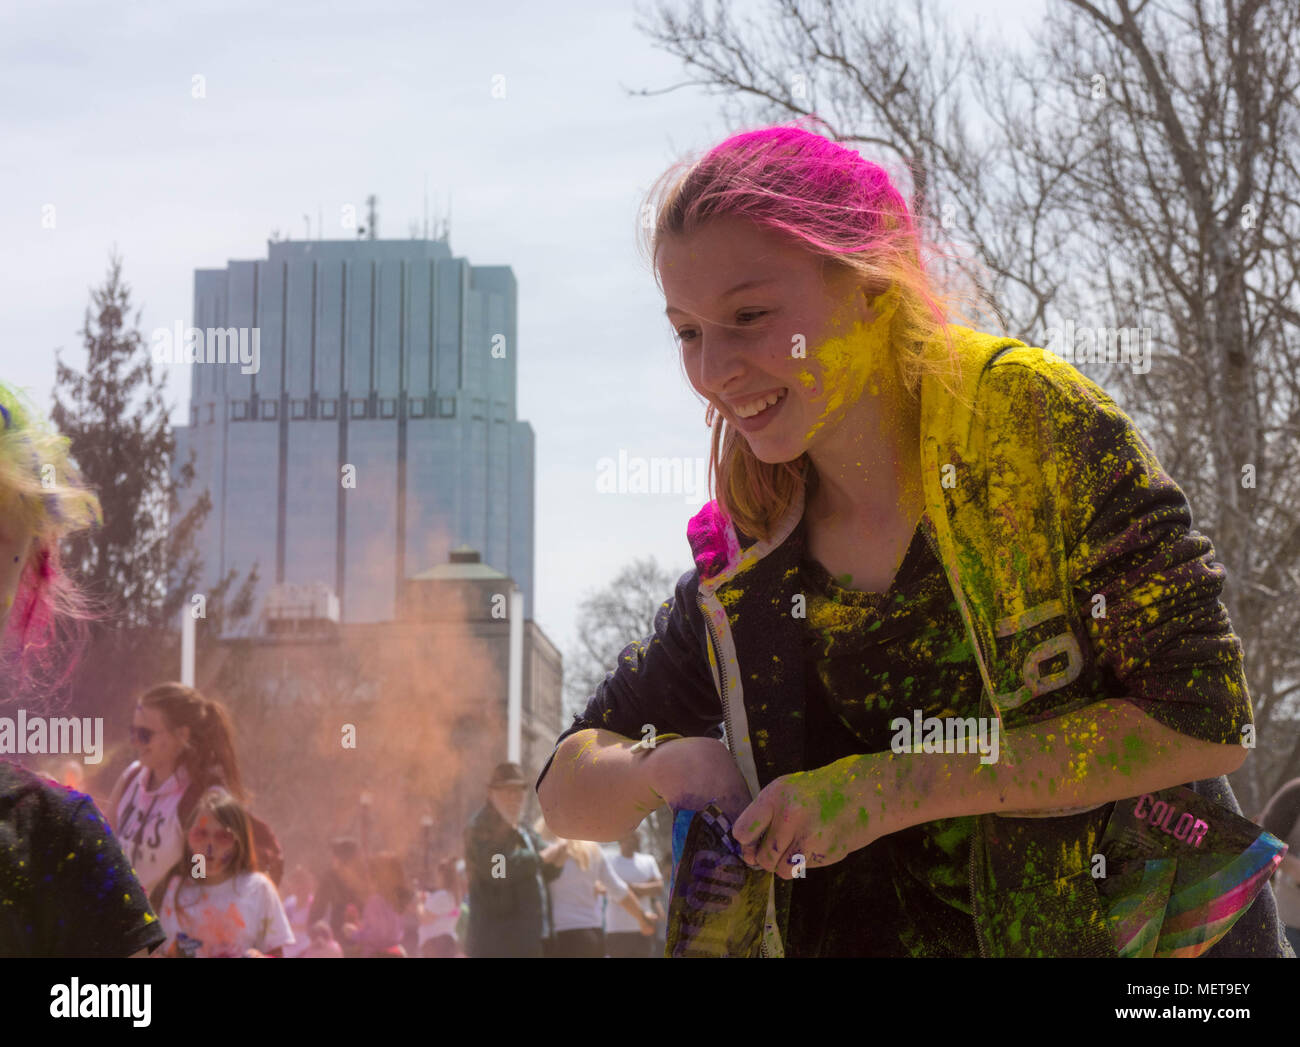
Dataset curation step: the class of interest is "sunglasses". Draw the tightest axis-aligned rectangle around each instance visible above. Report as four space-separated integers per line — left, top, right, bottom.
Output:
130 726 156 745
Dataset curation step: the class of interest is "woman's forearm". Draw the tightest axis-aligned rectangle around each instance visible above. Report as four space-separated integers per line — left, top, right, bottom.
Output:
618 892 647 922
756 699 1252 867
914 699 1248 824
536 729 661 841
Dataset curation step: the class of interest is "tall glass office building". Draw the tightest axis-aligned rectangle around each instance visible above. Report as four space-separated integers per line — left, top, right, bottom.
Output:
173 237 535 627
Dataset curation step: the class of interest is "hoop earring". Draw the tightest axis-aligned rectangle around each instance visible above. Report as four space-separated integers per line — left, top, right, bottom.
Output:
705 404 716 427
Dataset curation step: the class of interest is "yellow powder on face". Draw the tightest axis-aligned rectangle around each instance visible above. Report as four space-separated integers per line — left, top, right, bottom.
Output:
804 285 903 444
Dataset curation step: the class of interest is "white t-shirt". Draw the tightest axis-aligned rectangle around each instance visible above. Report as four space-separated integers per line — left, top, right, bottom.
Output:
281 893 314 958
604 851 663 934
418 889 461 949
550 845 630 934
113 761 193 897
156 870 294 957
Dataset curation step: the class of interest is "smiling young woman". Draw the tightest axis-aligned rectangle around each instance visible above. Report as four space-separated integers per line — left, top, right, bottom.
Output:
659 215 928 594
537 120 1281 958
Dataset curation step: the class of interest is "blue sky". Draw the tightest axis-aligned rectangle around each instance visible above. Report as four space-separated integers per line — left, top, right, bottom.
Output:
1 0 1044 662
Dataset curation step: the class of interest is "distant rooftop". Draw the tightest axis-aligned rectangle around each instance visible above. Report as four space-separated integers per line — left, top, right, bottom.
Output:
409 545 509 581
263 238 454 263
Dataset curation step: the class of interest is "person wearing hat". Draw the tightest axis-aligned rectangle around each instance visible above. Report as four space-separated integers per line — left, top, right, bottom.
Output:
463 762 565 958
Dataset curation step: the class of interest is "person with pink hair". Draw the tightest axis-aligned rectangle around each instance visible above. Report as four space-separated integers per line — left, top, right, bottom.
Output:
538 121 1285 958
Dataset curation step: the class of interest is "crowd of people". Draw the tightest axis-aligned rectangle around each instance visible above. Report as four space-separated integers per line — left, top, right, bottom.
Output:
462 760 665 958
10 676 669 958
26 677 671 958
0 379 667 958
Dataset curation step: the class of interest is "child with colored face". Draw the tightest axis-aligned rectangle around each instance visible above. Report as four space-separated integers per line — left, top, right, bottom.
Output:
189 811 238 880
151 788 293 958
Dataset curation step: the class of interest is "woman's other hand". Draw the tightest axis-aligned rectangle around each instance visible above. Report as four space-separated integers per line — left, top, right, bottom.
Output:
732 752 909 880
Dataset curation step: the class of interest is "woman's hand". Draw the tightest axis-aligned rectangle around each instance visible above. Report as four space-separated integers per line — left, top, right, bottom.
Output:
637 909 658 936
643 736 752 821
732 752 915 880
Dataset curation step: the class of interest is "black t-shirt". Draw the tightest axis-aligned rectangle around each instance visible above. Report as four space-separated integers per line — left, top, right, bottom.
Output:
789 517 982 957
0 760 168 957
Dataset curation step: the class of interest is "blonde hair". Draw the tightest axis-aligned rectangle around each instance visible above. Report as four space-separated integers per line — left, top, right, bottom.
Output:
0 382 102 692
532 817 601 872
638 118 987 543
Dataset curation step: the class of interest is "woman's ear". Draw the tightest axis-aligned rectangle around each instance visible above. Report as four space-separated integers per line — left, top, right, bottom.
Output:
175 725 191 750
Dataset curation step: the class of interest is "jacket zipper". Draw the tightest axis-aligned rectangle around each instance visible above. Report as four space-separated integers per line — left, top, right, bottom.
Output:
699 591 771 958
968 830 988 957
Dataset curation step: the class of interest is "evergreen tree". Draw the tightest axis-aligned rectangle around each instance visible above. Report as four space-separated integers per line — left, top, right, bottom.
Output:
52 248 211 628
51 250 256 735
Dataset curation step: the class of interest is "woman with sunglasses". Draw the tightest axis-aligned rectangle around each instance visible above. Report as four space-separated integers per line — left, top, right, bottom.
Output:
0 382 166 956
150 787 293 957
106 682 246 897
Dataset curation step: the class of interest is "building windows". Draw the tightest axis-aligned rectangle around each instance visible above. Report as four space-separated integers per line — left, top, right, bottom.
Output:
408 397 426 418
379 398 397 419
291 399 309 420
231 401 249 421
494 402 509 422
207 404 216 423
261 400 278 421
350 399 368 419
319 398 338 420
438 397 456 418
471 398 486 420
191 405 200 427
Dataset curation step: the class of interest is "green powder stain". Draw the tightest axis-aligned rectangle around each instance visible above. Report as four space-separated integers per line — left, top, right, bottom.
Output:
931 821 968 855
820 789 847 824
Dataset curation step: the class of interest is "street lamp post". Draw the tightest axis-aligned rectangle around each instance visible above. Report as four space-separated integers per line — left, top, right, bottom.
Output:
420 813 435 888
359 790 373 855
